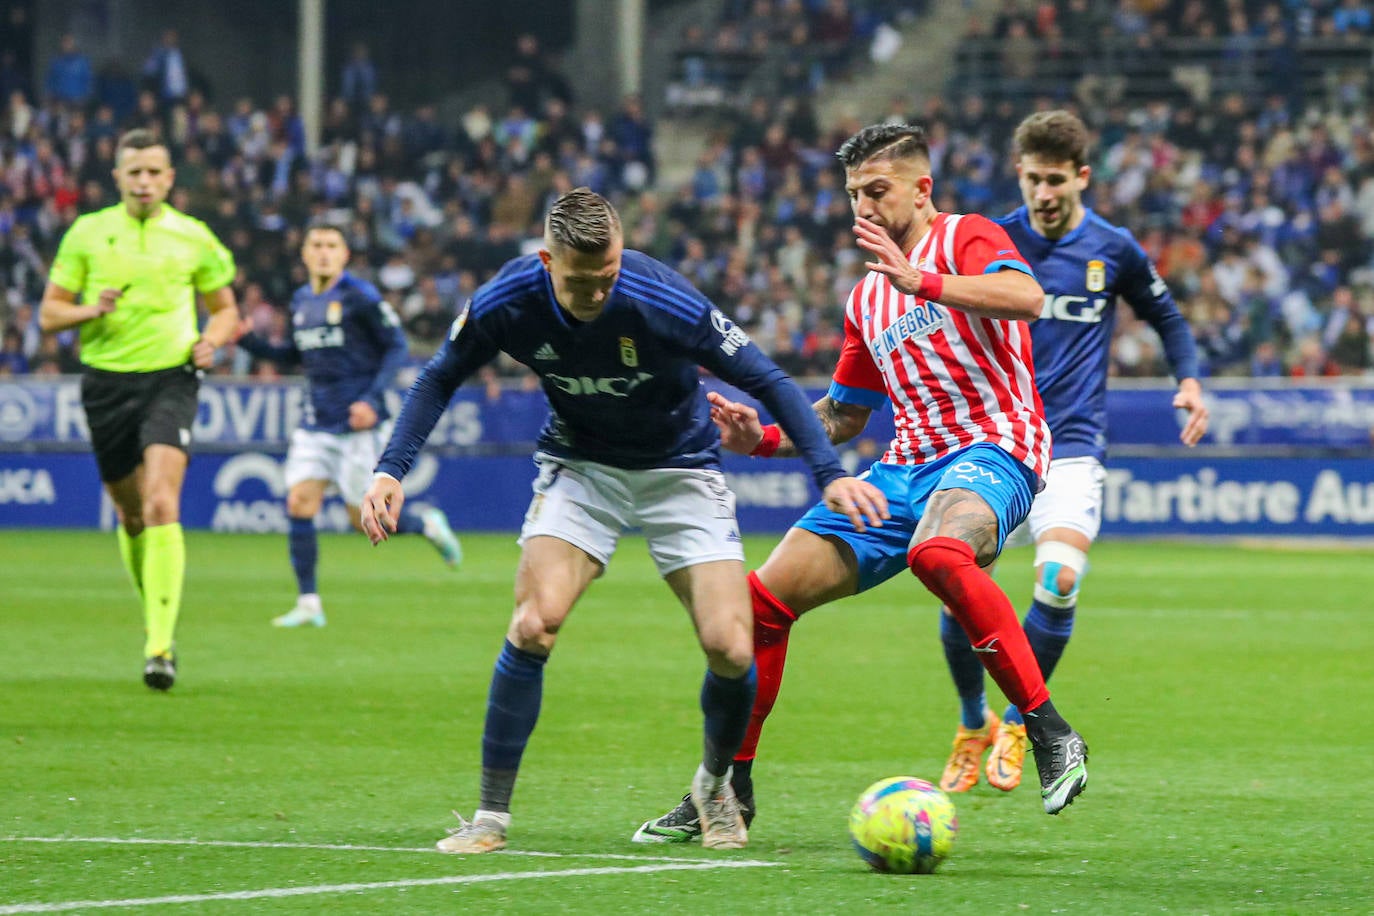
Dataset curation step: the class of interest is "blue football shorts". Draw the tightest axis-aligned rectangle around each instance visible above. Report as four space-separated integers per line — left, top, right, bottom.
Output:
794 443 1037 594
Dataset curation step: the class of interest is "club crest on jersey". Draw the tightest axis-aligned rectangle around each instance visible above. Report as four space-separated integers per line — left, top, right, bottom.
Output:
327 300 343 324
1085 260 1106 293
619 336 639 367
449 299 472 340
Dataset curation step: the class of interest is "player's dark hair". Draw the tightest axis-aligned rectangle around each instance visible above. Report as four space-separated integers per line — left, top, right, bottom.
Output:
836 124 930 170
116 128 166 159
304 221 349 245
1013 110 1090 169
545 187 622 253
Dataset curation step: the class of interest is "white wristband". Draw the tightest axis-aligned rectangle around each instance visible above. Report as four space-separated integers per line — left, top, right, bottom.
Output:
372 471 399 483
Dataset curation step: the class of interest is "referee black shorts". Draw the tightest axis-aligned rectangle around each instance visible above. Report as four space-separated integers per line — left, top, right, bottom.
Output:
80 364 201 483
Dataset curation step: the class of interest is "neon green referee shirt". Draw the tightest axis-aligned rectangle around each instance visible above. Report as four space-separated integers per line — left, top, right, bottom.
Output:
49 204 236 373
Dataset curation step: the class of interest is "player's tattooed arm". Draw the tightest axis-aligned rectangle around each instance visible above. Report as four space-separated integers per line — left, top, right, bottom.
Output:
916 488 1000 567
774 396 872 457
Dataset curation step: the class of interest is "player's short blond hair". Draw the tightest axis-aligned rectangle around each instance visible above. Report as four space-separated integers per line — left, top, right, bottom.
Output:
545 187 622 253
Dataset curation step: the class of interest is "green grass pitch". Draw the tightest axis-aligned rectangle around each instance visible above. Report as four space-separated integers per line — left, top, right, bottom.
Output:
3 529 1372 914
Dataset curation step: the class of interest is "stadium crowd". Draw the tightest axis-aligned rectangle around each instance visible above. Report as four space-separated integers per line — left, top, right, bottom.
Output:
2 0 1373 383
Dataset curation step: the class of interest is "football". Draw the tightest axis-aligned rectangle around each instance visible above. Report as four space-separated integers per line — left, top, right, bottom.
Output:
848 777 958 874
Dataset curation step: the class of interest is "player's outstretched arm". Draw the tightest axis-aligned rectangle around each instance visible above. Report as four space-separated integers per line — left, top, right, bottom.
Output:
707 391 765 454
708 391 886 529
852 216 1042 320
1174 378 1209 446
234 315 299 363
709 391 871 456
360 472 404 545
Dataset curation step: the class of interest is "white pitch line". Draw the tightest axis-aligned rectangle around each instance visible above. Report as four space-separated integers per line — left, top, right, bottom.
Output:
0 860 780 914
0 836 693 863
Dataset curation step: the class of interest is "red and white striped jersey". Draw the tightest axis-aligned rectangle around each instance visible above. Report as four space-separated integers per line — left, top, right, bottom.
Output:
829 212 1052 478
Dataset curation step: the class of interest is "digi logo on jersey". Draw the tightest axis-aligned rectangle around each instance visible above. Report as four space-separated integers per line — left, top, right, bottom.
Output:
1042 295 1108 323
294 326 346 350
711 309 751 356
544 372 653 397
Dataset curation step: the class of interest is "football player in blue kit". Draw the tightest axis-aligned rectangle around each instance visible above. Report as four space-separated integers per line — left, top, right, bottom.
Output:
237 223 462 628
938 110 1210 795
361 187 887 854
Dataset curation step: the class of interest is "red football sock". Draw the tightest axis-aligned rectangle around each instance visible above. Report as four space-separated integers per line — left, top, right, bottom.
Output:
734 571 797 762
907 537 1049 713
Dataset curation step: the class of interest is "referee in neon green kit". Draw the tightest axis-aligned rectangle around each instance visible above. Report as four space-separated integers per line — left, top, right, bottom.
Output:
40 129 239 691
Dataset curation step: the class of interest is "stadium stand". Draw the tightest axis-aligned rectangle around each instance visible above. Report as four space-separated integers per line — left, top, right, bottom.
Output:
1 0 1371 383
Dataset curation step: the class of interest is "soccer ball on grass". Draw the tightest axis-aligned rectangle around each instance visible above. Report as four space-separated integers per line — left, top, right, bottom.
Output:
849 776 957 874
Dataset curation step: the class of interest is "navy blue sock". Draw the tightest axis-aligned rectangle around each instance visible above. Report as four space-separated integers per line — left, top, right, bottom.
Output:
700 665 757 777
288 516 317 595
940 610 987 729
1024 599 1075 680
396 504 425 535
479 641 548 812
1004 600 1075 726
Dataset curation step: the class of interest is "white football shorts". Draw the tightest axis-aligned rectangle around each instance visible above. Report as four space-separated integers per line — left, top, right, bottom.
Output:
283 421 393 504
1003 455 1107 549
518 452 746 576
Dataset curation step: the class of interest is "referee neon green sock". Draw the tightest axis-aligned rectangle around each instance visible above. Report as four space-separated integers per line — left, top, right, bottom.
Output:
141 523 185 658
116 526 146 598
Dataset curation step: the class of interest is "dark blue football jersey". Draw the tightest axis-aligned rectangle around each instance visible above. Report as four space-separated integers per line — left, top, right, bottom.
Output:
378 250 847 489
238 272 408 434
997 207 1199 460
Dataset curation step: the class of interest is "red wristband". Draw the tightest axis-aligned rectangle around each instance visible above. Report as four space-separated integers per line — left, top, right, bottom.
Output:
916 271 943 302
750 424 782 457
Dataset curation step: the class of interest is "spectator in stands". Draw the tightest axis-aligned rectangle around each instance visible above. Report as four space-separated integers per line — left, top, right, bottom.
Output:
1331 0 1374 36
5 0 1374 388
1001 19 1039 95
811 0 856 78
1289 335 1340 377
402 281 452 355
505 33 565 115
1327 309 1371 373
0 5 33 80
341 42 378 108
142 29 190 108
609 94 655 189
1249 339 1285 377
46 33 93 109
0 324 27 374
